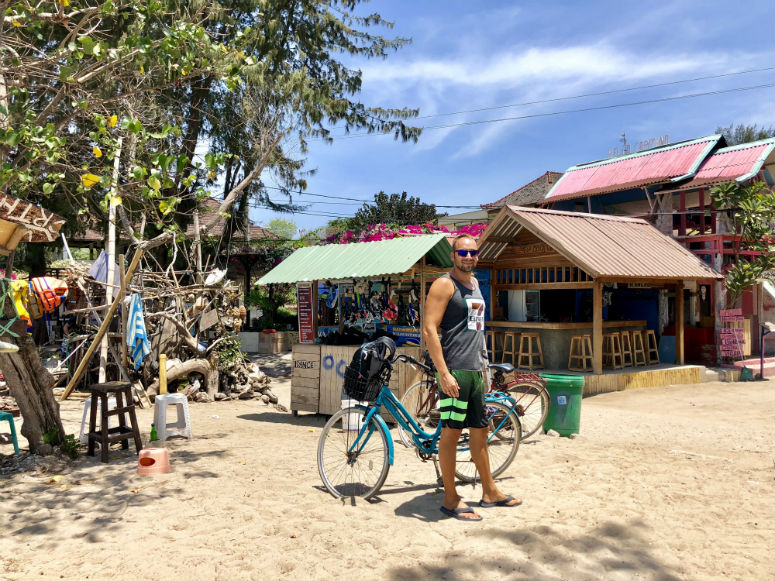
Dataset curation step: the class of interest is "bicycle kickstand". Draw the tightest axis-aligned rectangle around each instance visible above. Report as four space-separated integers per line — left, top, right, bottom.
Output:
431 455 443 488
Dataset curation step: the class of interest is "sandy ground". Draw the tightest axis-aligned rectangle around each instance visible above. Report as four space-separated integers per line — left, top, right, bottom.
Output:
0 361 773 581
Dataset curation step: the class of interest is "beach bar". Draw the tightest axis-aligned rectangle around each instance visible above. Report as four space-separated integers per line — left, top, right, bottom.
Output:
476 206 724 393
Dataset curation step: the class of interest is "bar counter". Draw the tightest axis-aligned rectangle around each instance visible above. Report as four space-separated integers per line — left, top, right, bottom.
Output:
486 320 648 369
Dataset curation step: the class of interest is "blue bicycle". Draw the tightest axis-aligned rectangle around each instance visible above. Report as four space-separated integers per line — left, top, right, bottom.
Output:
317 351 521 500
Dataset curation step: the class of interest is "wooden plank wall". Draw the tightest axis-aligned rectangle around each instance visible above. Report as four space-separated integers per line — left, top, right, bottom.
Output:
291 344 321 413
583 365 703 395
317 344 424 416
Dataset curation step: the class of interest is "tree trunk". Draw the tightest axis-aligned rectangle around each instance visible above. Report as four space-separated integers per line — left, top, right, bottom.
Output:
0 332 64 454
145 357 217 399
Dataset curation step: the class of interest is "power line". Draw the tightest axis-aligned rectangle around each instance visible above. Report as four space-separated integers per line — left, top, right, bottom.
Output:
416 67 774 119
327 83 774 139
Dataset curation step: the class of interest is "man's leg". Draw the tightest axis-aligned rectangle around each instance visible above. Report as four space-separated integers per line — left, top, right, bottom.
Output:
468 427 521 506
439 426 481 519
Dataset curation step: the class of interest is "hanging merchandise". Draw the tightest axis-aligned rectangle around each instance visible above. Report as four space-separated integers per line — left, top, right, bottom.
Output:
29 277 69 318
88 251 120 298
126 293 151 370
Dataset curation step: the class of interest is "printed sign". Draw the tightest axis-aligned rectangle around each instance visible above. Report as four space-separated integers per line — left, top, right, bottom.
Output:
199 308 219 331
297 283 314 344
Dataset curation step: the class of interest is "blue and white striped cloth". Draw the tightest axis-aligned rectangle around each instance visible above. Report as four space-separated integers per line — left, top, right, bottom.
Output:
127 293 151 370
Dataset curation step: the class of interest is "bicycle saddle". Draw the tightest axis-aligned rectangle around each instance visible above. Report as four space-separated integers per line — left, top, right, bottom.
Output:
488 362 514 374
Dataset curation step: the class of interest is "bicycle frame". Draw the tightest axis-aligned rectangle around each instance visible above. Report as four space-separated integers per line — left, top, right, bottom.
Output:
346 381 518 466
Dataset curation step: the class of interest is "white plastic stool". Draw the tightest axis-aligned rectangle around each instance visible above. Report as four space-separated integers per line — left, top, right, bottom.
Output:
153 393 193 441
79 397 118 444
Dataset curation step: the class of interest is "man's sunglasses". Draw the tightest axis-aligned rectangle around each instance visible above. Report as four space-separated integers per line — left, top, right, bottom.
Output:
455 249 479 257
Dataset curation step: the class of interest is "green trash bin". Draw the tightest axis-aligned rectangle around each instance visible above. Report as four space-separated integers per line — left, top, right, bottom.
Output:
540 373 584 436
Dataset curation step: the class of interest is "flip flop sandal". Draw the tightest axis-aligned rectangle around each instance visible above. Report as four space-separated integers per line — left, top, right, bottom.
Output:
479 494 522 508
440 506 483 521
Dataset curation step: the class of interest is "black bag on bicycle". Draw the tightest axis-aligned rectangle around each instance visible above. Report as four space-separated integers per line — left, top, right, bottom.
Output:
343 336 396 401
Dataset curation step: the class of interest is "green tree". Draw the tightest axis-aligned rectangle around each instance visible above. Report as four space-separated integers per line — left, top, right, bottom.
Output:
710 181 775 299
0 0 421 453
267 218 298 240
715 123 775 145
348 191 441 232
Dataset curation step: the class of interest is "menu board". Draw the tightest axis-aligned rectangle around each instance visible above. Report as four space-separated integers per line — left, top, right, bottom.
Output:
718 308 745 358
297 283 314 344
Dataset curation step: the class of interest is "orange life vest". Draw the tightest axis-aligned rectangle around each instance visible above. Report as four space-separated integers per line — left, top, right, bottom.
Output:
30 277 69 317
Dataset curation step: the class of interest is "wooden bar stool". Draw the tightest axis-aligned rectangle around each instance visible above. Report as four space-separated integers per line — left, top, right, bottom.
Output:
517 333 544 370
568 334 593 372
485 330 501 362
501 331 519 365
602 332 624 369
645 330 660 364
620 330 634 367
86 381 143 463
631 331 647 366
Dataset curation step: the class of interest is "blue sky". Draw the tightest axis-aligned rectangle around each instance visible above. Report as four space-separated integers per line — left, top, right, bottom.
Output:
256 0 775 236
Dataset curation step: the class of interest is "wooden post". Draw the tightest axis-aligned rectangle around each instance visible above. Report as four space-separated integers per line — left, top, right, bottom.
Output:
60 247 144 400
159 353 168 394
592 279 603 374
119 254 128 372
676 280 685 364
419 257 426 351
99 136 123 383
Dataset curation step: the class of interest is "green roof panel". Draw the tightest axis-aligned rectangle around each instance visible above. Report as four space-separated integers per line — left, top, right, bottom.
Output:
258 234 453 284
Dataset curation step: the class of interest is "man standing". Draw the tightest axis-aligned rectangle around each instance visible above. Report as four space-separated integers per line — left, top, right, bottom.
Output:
422 234 521 521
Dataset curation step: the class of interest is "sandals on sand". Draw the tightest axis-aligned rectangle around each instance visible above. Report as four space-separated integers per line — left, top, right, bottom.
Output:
439 506 483 521
479 494 522 508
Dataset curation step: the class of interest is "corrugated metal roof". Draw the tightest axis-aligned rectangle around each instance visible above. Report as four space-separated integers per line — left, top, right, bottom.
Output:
677 138 775 189
257 234 453 284
478 206 722 280
545 135 722 202
481 171 563 208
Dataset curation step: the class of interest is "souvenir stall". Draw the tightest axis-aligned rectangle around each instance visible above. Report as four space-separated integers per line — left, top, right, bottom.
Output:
257 234 456 415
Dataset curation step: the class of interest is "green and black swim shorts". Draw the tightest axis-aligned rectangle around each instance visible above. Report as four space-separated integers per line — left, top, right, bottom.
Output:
435 369 488 429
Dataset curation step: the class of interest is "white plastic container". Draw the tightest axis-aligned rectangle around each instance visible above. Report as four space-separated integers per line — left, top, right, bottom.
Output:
341 398 364 431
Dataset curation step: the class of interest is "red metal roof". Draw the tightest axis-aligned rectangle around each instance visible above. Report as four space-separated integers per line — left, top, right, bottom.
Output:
677 138 775 189
546 136 722 202
478 206 722 280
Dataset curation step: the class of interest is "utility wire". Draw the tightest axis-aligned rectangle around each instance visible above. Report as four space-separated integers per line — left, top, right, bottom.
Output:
329 83 774 138
416 67 774 119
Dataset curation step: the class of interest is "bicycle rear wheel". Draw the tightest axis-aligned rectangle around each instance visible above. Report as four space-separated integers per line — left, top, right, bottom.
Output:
507 382 550 439
398 379 439 448
455 401 521 483
317 407 390 500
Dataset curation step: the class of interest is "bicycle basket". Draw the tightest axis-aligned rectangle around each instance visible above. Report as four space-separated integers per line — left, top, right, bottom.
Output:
343 364 390 401
342 336 396 401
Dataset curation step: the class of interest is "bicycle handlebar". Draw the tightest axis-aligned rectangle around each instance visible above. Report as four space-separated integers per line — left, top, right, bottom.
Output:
391 353 434 375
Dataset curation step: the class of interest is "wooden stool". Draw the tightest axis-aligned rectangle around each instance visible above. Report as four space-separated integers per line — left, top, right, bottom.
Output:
645 330 660 364
568 334 593 372
602 332 624 369
517 333 544 370
620 331 633 367
86 381 143 463
485 330 501 362
631 331 647 366
501 332 519 365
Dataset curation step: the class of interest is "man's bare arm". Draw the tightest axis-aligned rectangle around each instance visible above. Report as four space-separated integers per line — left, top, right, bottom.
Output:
422 277 459 398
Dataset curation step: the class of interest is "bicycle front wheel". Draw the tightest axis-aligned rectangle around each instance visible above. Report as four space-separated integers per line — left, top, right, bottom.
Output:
398 379 439 448
455 401 521 483
317 407 390 500
507 382 550 439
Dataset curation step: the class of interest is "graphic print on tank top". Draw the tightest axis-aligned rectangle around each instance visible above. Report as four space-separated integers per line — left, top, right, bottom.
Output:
466 298 485 331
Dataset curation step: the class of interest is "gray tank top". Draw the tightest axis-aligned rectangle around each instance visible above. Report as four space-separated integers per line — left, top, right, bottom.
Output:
439 273 485 371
